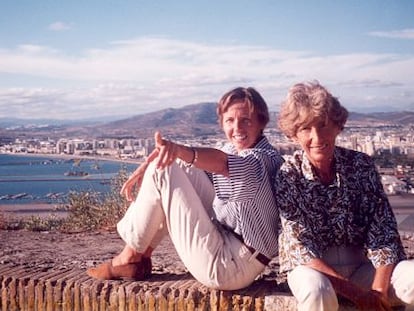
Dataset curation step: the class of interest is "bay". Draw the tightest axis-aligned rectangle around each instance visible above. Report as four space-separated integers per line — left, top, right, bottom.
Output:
0 154 139 205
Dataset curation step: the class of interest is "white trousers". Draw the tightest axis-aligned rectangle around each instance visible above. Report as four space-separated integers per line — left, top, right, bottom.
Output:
287 246 414 311
117 161 265 290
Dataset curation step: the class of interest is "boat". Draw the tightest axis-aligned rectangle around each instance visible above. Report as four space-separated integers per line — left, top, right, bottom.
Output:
64 171 89 177
10 193 28 199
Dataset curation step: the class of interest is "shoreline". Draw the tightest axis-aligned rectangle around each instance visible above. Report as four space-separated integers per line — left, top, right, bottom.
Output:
2 193 412 205
0 152 143 206
1 196 413 236
0 151 144 165
0 202 68 218
1 193 413 218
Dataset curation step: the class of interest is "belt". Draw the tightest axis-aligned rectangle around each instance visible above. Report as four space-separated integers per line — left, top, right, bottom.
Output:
245 245 271 266
232 232 271 266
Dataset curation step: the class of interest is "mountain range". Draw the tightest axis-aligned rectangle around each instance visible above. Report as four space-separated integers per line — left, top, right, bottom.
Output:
1 102 413 140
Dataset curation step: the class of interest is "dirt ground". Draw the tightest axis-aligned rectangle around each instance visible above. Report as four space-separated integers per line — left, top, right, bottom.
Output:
0 229 183 273
0 228 413 283
1 197 413 281
0 229 287 285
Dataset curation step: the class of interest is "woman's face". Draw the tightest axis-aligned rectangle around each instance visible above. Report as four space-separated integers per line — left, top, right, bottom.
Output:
221 101 264 152
294 119 341 169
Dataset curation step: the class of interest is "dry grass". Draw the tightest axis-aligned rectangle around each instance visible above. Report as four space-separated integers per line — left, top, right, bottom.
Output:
60 167 131 232
0 212 5 230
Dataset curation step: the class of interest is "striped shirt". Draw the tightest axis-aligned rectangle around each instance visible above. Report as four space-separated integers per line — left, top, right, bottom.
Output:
211 136 283 259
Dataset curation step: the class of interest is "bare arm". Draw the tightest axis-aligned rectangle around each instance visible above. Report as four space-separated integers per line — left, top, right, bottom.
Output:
120 131 229 201
306 258 391 311
154 131 229 176
371 264 396 301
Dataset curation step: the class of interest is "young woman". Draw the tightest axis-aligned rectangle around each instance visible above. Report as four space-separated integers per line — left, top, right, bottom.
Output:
87 87 283 290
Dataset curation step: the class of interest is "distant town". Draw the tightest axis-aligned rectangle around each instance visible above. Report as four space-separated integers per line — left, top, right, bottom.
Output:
1 121 413 196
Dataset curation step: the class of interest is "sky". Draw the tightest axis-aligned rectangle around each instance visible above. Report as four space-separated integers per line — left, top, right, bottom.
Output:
0 0 413 121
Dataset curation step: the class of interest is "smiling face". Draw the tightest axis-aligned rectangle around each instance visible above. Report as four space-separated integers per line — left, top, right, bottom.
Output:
294 118 341 171
221 101 264 152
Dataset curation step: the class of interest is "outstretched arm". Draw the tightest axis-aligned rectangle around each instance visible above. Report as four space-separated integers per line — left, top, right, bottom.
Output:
121 131 231 201
154 131 229 176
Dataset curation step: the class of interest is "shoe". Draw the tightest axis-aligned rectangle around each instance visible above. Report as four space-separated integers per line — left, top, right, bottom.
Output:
87 257 152 280
142 257 152 278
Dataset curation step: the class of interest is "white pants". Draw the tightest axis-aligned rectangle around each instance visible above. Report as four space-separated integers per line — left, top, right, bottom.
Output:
287 246 414 311
117 161 265 290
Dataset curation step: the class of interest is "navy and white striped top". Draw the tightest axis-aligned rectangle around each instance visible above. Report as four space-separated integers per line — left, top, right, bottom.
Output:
211 136 283 259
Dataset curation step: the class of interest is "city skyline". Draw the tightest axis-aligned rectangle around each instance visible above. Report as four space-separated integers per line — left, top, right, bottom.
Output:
1 0 414 121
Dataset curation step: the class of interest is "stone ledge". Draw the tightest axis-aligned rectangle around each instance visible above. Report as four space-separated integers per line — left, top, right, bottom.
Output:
0 263 366 311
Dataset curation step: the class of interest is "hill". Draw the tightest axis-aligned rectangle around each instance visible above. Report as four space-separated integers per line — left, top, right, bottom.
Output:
95 105 414 138
94 102 222 139
1 103 413 140
348 111 414 125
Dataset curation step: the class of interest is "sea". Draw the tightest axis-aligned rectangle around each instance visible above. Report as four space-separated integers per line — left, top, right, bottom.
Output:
0 154 139 205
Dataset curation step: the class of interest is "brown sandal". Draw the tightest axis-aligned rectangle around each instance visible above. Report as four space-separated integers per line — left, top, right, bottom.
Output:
87 257 152 280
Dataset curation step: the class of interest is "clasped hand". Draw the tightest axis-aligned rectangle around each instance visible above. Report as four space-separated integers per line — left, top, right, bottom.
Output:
353 289 391 311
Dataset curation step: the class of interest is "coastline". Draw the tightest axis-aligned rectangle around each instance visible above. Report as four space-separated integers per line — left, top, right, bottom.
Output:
0 152 143 206
0 202 68 218
0 151 144 165
1 193 413 221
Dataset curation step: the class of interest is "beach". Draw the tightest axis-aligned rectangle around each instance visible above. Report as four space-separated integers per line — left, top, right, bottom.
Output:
2 193 413 218
0 202 68 218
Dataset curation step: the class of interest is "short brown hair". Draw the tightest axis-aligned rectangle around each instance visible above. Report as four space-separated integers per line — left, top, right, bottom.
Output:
278 81 348 138
217 87 269 127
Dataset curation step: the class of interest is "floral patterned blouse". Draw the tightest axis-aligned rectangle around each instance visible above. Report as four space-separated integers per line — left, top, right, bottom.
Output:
274 146 406 273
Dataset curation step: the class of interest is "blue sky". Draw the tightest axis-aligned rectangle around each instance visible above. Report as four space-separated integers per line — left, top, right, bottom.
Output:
0 0 413 120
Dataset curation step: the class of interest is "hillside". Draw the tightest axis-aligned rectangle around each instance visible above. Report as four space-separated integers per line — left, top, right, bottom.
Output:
95 105 414 138
1 103 413 140
94 102 222 139
348 111 414 125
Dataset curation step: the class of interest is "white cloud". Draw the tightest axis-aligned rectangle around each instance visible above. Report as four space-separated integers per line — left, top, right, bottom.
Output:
48 21 72 31
0 36 413 119
368 28 414 40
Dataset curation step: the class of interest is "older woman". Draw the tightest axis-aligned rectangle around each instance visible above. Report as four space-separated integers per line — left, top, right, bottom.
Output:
87 87 282 290
275 81 414 310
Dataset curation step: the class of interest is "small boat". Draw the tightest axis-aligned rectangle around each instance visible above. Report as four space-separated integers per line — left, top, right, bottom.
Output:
10 192 28 199
45 192 65 199
64 171 89 177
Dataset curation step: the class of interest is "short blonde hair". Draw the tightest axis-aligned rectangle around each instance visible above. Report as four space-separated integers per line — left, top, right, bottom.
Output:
278 81 348 138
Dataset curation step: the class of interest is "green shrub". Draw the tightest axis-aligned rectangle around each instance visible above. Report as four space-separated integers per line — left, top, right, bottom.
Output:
60 166 131 232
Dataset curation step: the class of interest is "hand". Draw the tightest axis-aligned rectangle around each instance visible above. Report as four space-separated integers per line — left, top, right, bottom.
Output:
353 289 392 311
154 131 180 170
120 149 158 201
